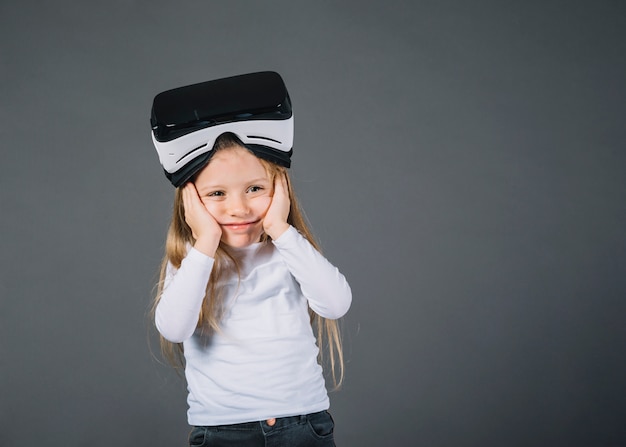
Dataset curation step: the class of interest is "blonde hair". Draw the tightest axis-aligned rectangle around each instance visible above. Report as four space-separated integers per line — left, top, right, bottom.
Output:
152 133 345 387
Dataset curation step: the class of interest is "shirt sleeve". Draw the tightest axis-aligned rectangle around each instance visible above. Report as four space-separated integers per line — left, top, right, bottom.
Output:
154 247 215 343
272 226 352 319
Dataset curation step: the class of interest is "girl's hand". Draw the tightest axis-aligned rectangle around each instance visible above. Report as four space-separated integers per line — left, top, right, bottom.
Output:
182 182 222 257
263 173 291 240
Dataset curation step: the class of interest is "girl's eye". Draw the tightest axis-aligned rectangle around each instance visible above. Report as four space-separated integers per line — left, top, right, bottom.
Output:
248 186 263 193
207 191 224 197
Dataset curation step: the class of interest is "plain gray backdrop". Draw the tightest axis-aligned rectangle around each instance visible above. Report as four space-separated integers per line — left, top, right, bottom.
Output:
1 1 625 446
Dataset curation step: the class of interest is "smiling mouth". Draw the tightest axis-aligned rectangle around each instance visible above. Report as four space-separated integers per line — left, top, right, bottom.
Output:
222 220 260 230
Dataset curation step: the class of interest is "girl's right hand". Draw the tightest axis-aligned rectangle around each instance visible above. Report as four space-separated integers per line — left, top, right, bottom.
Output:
182 182 222 257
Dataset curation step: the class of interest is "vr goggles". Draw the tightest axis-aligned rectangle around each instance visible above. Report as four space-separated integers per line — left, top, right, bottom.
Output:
150 71 293 187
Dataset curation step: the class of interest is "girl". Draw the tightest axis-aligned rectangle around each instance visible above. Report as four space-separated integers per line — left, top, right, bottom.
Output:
152 126 352 444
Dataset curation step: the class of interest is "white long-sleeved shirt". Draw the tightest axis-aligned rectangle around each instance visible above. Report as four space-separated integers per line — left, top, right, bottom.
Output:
155 226 351 426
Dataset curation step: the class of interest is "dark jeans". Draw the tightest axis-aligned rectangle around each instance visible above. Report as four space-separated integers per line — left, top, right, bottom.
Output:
188 411 336 447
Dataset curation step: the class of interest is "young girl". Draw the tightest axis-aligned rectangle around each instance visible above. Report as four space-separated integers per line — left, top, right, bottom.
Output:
151 75 352 446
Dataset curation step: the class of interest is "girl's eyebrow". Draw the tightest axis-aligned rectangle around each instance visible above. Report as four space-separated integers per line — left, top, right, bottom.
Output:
196 178 270 194
194 182 224 195
247 177 271 185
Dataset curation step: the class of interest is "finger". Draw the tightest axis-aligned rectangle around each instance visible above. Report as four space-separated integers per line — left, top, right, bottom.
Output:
279 173 290 209
183 184 206 236
267 173 290 221
183 182 198 205
184 183 205 217
272 172 285 199
182 184 191 214
182 182 193 203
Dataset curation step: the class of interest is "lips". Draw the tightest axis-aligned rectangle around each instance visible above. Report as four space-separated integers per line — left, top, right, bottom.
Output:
221 219 260 230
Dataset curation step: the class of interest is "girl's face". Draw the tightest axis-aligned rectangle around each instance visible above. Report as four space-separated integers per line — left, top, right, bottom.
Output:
193 146 273 248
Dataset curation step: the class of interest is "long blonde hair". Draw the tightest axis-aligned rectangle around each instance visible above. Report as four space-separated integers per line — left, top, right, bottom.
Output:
152 133 345 387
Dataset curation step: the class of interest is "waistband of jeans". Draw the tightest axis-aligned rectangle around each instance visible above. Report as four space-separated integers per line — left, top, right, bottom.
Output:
198 411 326 430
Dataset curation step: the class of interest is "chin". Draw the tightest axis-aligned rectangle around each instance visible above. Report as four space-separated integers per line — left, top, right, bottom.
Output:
222 234 263 248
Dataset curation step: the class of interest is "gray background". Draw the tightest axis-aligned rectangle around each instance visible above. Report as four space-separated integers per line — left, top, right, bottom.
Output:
1 1 625 446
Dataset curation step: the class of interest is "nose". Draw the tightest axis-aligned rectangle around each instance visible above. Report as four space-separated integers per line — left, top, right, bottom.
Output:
226 194 250 217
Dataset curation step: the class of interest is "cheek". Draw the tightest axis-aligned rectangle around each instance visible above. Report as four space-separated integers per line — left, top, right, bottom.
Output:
200 199 220 217
254 196 272 215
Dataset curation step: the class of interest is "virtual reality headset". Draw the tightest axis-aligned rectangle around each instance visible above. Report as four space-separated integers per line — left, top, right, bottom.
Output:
151 71 293 187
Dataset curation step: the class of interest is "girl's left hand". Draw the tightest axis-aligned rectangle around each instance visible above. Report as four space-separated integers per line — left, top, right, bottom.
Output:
263 172 291 240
